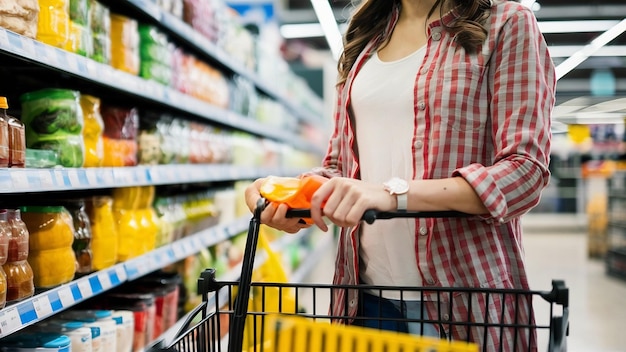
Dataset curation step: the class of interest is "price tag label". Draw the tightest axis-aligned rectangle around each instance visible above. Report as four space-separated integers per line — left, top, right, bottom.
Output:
57 286 74 308
85 60 98 77
20 37 35 56
77 279 93 297
148 167 160 183
99 272 112 290
65 53 79 73
10 171 29 190
44 46 58 66
172 242 185 259
53 170 65 187
38 170 54 189
33 296 53 319
0 29 9 48
101 169 114 185
115 265 127 282
68 169 81 187
86 169 99 186
0 308 21 337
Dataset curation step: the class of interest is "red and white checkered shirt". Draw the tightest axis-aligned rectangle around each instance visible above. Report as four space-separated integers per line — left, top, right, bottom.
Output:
309 1 556 350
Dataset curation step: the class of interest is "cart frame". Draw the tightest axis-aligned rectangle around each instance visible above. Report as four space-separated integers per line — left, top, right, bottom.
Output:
150 200 569 352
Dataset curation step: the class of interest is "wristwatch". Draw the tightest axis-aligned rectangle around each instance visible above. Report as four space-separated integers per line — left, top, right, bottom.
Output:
383 177 409 211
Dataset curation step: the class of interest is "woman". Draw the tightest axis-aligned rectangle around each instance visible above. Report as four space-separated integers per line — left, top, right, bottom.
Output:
246 0 556 350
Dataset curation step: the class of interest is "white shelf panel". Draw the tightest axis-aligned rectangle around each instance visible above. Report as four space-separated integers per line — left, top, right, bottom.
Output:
124 0 322 125
0 27 321 153
0 165 307 193
0 217 249 338
0 264 127 338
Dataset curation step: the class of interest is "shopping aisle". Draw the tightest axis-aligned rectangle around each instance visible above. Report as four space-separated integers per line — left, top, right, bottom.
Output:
523 213 626 352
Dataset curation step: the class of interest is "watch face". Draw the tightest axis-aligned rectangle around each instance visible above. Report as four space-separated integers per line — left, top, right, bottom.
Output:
384 177 409 194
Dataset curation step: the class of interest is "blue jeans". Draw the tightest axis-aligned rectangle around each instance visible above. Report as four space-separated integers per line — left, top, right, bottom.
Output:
356 292 440 338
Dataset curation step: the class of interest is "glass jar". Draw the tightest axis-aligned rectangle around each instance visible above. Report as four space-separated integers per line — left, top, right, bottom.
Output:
65 200 93 275
3 209 34 302
85 196 119 270
21 206 77 288
0 97 12 167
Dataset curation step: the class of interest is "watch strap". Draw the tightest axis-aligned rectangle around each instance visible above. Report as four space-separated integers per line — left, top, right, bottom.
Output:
396 193 408 211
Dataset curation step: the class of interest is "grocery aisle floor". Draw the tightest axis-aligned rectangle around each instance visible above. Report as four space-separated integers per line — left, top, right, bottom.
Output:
523 214 626 352
304 213 626 351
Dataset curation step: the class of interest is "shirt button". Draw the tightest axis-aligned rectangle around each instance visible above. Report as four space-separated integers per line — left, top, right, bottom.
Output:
417 102 426 110
349 299 356 307
419 226 428 236
426 278 435 285
443 314 450 321
420 67 428 75
431 31 442 41
415 140 423 149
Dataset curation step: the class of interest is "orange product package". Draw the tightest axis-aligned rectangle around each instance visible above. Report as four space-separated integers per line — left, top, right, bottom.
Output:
259 175 327 209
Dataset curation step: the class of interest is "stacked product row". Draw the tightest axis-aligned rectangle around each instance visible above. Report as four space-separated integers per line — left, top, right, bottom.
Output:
1 270 182 352
1 92 317 168
0 0 321 124
0 185 234 309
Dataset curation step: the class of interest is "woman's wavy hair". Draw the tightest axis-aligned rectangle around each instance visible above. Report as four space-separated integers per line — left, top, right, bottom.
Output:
337 0 492 85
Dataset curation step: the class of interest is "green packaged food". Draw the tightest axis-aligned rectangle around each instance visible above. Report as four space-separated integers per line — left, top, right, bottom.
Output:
91 32 111 64
70 0 90 25
89 0 110 34
20 89 85 168
139 60 172 86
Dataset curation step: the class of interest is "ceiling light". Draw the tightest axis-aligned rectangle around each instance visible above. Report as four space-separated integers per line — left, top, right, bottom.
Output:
539 20 620 34
555 18 626 80
310 0 343 60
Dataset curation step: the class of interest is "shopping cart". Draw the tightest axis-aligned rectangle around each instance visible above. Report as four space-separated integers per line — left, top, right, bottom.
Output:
150 199 569 352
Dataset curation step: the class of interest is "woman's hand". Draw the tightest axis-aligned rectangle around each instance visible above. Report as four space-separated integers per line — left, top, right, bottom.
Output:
244 178 311 233
309 177 395 232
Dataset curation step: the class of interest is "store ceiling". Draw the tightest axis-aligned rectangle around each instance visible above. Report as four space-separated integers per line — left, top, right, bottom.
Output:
276 0 626 105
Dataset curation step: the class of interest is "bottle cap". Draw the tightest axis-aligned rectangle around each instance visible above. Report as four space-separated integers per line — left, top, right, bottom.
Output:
0 97 7 109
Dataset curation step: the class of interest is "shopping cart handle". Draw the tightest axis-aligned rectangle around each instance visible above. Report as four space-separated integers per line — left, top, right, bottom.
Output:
286 209 470 224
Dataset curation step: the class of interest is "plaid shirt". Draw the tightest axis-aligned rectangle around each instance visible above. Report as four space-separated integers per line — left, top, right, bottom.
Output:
310 1 556 350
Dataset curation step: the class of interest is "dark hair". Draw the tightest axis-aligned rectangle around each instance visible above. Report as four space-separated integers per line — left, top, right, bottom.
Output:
337 0 492 85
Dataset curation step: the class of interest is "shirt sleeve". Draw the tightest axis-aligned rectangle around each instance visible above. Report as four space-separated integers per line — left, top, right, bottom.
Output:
452 7 556 223
302 85 344 179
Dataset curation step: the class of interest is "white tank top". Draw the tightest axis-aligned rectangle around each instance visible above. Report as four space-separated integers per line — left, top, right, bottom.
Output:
351 46 426 299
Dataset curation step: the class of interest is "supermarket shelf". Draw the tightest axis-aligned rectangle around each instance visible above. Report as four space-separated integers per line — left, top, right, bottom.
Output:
0 264 127 338
290 231 335 283
0 165 308 193
0 27 322 154
123 0 322 125
0 216 250 339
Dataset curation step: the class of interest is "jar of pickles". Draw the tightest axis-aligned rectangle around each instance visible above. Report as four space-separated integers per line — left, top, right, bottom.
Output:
3 209 34 302
21 206 77 288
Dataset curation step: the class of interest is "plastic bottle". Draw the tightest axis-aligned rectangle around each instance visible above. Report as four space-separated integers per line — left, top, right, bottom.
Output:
2 209 34 302
0 97 11 167
60 310 118 352
21 206 76 288
39 320 93 352
111 310 135 352
0 210 10 308
65 200 93 275
85 196 118 270
7 104 26 168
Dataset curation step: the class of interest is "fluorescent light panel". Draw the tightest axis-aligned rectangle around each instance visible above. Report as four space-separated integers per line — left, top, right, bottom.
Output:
310 0 343 60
